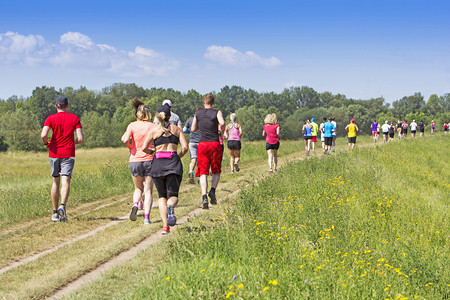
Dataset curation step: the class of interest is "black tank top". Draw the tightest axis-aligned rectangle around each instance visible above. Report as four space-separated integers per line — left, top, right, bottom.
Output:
154 126 179 147
195 108 219 142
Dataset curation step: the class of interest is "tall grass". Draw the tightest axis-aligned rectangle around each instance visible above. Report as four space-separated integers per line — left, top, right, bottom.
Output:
129 136 449 299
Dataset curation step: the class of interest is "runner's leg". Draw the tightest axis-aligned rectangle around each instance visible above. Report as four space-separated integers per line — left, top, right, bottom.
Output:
60 175 71 206
51 176 60 210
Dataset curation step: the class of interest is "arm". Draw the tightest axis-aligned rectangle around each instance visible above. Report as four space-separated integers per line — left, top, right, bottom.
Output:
355 125 359 132
223 124 229 140
276 126 281 138
177 127 189 159
121 127 132 150
345 125 349 131
191 116 199 132
217 110 225 134
262 128 266 137
238 124 243 137
75 128 84 144
141 129 155 155
40 126 51 147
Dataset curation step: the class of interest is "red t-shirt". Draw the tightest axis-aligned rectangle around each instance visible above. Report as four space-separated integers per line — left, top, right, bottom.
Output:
43 112 82 158
264 124 280 144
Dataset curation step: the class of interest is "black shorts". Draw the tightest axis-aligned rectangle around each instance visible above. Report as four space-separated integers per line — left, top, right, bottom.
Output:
402 129 408 134
227 140 241 150
445 128 448 131
389 133 394 138
266 141 280 150
304 136 312 140
324 137 333 146
411 130 416 133
348 136 356 144
383 132 388 135
152 174 182 199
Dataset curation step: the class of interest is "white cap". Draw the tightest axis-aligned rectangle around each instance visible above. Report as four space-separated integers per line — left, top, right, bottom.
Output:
162 99 172 107
413 120 415 122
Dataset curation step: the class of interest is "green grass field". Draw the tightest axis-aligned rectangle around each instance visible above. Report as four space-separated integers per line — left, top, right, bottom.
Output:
68 135 448 299
0 135 447 299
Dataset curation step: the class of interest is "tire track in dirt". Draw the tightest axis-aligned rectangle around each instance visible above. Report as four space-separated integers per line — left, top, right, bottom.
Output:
0 185 199 275
48 188 243 300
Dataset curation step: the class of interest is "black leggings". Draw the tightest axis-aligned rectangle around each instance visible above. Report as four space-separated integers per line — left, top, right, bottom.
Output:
152 174 182 198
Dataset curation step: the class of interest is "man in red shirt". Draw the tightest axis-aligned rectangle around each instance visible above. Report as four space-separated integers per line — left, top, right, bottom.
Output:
40 96 84 222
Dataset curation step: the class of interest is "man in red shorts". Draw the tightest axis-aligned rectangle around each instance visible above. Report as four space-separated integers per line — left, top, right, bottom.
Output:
40 96 84 222
191 93 225 209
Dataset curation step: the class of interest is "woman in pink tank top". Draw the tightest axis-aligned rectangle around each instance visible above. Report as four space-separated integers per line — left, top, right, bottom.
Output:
262 113 280 172
121 99 155 225
224 113 243 174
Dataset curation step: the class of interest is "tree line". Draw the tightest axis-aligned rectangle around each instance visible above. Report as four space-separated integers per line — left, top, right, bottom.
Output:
0 83 448 151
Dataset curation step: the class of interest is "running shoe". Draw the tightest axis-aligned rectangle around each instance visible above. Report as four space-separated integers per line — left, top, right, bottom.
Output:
202 196 209 209
144 218 151 225
188 171 195 184
129 205 138 221
208 190 217 205
51 212 60 222
234 163 240 172
162 226 170 235
138 202 144 210
58 205 67 222
268 169 273 173
167 205 176 226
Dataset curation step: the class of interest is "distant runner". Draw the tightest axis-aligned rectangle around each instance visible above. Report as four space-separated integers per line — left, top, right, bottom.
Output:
40 96 84 222
262 113 280 172
191 94 225 210
310 117 319 154
419 120 425 137
121 99 155 224
319 117 326 153
402 119 408 138
153 99 182 130
302 119 313 156
381 121 390 143
431 120 435 134
323 117 336 155
183 106 202 184
331 117 337 152
142 105 188 235
371 120 379 143
344 118 359 150
444 122 448 134
397 120 403 139
224 113 243 174
410 120 418 138
388 122 395 141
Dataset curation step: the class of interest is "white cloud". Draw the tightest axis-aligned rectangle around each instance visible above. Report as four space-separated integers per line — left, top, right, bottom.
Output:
60 32 94 49
204 45 281 67
0 31 179 76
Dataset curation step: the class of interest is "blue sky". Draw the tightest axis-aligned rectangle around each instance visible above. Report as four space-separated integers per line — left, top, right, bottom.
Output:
1 0 449 103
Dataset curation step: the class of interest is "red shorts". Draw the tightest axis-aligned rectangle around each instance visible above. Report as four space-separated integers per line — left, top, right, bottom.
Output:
312 136 317 142
196 141 223 176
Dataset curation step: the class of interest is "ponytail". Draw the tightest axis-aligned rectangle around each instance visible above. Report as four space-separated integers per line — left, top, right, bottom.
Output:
156 112 169 133
131 98 151 121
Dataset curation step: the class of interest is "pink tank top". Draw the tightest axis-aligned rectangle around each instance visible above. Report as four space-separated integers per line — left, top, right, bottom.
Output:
264 124 279 144
227 123 240 141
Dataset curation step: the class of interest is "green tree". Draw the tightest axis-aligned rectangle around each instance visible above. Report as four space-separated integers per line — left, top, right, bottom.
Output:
235 105 269 141
392 93 425 118
0 109 42 151
81 111 117 148
25 86 59 126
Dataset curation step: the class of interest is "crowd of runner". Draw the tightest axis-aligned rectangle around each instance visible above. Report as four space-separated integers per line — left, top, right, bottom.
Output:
41 94 448 234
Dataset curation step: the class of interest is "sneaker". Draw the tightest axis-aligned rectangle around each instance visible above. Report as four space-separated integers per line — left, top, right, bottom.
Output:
208 190 217 205
234 163 240 172
268 169 273 173
51 212 60 222
57 205 67 222
138 202 144 210
167 205 176 226
162 226 170 235
144 218 151 225
129 205 138 221
188 171 195 184
202 196 209 209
